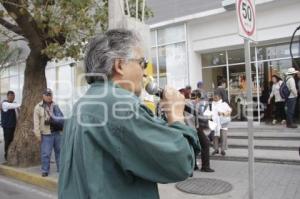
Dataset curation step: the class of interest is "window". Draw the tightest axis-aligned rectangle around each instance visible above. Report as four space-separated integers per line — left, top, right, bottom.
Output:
256 42 300 61
158 42 187 89
202 51 226 67
151 24 188 89
151 48 158 76
202 67 227 92
10 76 20 102
157 25 185 45
46 67 56 89
57 65 72 99
151 31 156 47
19 63 25 74
228 49 245 64
0 78 9 100
10 65 19 76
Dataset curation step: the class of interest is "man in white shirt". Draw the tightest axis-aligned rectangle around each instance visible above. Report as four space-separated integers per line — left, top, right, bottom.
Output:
0 91 20 160
285 68 299 128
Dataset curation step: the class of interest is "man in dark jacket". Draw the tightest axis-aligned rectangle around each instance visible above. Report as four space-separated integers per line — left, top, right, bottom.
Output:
184 90 214 172
1 91 20 160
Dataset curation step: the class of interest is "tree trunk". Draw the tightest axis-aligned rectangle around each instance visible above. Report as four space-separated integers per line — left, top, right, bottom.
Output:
7 51 49 167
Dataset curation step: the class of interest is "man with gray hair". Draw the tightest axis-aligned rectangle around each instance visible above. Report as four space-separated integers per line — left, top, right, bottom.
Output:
59 29 200 199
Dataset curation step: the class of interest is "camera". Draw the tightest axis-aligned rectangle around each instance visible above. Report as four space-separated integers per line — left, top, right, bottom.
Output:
44 119 51 126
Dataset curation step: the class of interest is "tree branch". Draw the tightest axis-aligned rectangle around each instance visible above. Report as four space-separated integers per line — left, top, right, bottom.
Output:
2 0 45 51
0 17 23 35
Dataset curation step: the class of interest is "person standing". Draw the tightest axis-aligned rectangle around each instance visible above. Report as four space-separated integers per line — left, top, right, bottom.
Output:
285 68 299 128
197 81 208 100
33 88 64 177
294 71 300 122
1 91 20 161
216 79 229 104
268 75 286 125
185 85 192 99
211 92 232 156
185 90 214 172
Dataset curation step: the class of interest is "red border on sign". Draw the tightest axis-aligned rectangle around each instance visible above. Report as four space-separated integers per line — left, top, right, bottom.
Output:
238 0 255 37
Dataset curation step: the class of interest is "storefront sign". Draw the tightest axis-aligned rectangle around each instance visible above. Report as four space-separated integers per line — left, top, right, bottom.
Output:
236 0 256 41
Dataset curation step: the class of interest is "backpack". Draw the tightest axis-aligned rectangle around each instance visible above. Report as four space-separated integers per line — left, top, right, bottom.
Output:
279 77 291 100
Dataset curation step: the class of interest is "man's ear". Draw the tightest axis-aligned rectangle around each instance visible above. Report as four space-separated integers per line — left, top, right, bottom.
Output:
113 59 124 77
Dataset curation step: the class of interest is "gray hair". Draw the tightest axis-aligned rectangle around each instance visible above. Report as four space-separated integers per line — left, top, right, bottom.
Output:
84 29 141 84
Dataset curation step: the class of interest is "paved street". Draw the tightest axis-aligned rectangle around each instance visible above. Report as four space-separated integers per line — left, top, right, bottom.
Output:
159 160 300 199
0 175 56 199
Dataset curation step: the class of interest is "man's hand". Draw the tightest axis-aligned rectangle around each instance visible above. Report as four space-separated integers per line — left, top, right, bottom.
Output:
160 86 185 124
32 129 41 142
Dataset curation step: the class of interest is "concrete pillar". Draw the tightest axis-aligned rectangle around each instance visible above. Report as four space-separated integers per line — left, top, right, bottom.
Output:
108 0 125 29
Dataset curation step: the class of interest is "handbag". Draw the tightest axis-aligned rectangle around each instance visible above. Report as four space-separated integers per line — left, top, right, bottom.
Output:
220 116 231 127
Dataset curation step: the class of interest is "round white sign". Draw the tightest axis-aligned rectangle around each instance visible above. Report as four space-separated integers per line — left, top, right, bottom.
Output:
237 0 256 37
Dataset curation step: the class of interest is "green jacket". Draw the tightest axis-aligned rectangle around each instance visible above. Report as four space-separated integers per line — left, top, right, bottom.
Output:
58 81 200 199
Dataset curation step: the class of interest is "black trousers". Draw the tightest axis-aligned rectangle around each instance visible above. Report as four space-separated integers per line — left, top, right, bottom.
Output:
195 127 211 169
274 101 286 121
3 127 15 160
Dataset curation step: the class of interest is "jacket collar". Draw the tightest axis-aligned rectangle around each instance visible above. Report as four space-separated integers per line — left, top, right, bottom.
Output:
38 100 56 107
91 80 140 101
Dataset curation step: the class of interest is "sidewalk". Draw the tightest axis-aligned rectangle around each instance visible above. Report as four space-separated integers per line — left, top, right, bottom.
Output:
0 159 300 199
0 125 300 198
159 160 300 199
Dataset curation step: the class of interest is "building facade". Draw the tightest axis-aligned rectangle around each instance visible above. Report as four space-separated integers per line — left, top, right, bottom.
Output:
1 0 299 122
147 0 300 121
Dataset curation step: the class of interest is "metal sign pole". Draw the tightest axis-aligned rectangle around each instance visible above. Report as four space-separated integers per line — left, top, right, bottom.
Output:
244 38 255 199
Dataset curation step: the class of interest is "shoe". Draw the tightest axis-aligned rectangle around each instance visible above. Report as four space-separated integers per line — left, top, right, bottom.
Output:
194 165 200 171
221 151 226 156
281 120 286 125
272 119 277 125
287 124 298 129
42 173 48 177
212 150 219 155
201 168 215 172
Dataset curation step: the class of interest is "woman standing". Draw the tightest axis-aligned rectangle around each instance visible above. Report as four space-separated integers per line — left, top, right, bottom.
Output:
211 92 232 156
268 75 286 125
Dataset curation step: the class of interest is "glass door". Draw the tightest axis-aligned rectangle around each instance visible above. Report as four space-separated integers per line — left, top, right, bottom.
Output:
228 64 261 121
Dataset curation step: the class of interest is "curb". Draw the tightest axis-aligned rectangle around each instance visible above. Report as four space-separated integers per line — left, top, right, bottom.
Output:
0 164 57 191
228 135 300 140
210 156 300 165
228 144 299 151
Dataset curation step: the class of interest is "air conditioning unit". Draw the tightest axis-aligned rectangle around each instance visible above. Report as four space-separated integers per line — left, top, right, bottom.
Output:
222 0 236 11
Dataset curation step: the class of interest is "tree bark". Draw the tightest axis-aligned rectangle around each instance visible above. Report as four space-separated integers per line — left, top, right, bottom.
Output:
7 50 49 167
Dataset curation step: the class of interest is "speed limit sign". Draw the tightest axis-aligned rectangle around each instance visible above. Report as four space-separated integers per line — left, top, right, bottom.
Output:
236 0 256 41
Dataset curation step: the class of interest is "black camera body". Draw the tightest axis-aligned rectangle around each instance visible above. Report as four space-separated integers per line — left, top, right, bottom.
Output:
44 119 51 126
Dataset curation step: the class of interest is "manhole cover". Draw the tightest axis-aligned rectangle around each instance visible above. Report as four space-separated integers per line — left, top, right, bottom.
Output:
176 178 233 195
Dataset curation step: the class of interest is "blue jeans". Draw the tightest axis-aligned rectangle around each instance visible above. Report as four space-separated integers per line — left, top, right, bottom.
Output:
41 132 61 174
286 98 297 125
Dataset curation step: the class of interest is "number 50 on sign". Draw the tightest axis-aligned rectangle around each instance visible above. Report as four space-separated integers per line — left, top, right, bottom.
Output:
236 0 256 41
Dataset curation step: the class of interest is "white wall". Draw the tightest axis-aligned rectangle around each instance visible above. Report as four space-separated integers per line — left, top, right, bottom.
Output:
190 0 300 52
186 24 202 89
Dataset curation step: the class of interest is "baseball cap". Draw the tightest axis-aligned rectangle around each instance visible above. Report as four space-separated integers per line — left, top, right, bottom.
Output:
43 88 53 96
